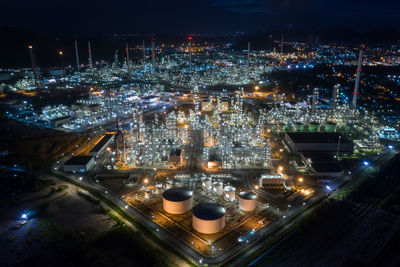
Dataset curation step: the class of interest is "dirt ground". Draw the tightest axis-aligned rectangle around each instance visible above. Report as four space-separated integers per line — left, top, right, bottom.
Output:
46 189 115 235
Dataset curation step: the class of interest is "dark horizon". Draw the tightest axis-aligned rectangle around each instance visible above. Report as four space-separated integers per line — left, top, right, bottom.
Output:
1 0 400 36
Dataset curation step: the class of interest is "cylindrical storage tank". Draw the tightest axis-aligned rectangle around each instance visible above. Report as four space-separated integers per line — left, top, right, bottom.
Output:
212 181 223 195
309 121 320 132
155 183 163 194
174 180 183 187
224 186 236 202
144 189 152 199
192 203 225 234
163 188 193 214
201 177 212 191
165 179 173 189
239 191 257 212
325 122 337 132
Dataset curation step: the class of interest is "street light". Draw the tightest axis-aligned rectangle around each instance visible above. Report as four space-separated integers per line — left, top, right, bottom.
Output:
278 166 283 173
298 177 303 183
363 161 369 166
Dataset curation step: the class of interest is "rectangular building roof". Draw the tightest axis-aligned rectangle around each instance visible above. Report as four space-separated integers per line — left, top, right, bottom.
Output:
302 153 334 162
286 132 351 144
64 156 93 166
312 162 343 173
90 134 114 153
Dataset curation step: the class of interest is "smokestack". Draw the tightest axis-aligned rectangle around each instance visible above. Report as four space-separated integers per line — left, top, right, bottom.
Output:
331 84 340 113
114 50 118 65
151 40 156 68
88 41 93 69
312 87 319 114
28 45 39 82
74 40 80 71
269 34 272 52
142 40 146 65
126 43 130 73
188 36 192 71
352 44 364 108
247 41 250 68
280 35 284 54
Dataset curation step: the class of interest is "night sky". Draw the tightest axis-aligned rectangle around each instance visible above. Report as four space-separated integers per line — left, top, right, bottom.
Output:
1 0 399 35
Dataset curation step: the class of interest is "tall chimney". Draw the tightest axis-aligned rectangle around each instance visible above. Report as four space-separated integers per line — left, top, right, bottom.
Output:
88 40 93 69
74 40 80 71
28 45 39 82
352 44 364 108
142 40 146 65
114 50 118 65
247 41 251 68
331 84 340 113
126 43 130 72
312 87 319 114
151 40 156 68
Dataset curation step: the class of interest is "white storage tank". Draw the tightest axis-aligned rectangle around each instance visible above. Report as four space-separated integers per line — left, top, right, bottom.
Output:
201 177 212 191
224 186 236 202
155 183 163 194
239 191 257 212
192 203 225 234
174 180 183 188
144 189 152 199
212 181 223 195
163 188 193 214
165 179 173 189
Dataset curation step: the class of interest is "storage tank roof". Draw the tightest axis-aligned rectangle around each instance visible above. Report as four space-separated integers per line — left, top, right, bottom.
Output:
193 203 225 220
239 191 257 200
163 188 192 202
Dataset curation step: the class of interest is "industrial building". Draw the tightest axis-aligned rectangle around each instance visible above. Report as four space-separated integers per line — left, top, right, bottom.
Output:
162 188 193 214
301 153 344 177
89 134 114 157
284 132 353 153
63 156 95 172
192 203 226 234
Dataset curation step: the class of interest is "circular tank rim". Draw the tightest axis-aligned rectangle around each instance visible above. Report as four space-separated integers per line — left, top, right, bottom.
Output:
163 188 193 202
239 191 257 200
193 203 225 220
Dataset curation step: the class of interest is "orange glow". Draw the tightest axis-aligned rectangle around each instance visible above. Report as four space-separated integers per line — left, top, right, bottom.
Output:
298 177 304 183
